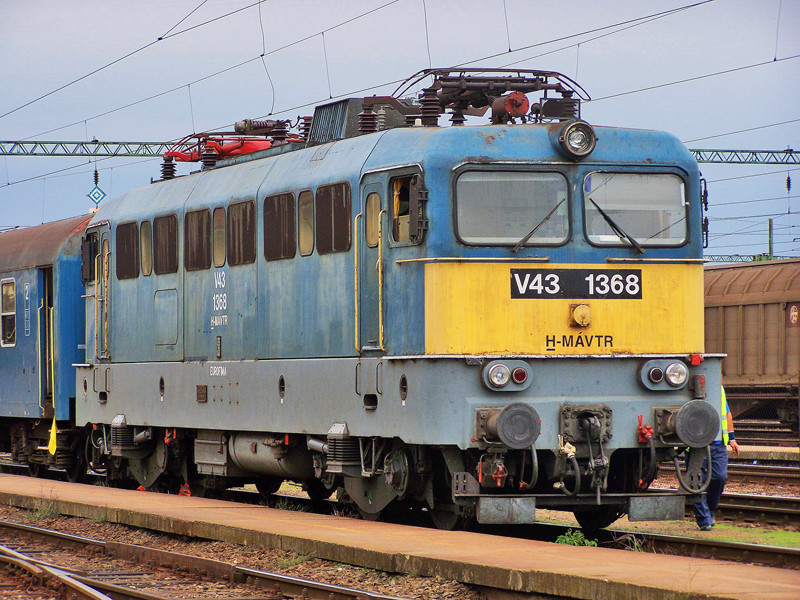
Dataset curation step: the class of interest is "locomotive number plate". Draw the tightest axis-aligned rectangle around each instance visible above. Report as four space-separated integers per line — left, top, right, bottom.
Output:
511 268 642 299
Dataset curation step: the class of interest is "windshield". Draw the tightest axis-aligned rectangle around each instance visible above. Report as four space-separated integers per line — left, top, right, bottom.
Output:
584 173 687 247
456 171 569 245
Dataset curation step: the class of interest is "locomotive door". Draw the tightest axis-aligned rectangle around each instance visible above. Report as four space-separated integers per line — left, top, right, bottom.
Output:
96 228 111 360
357 179 384 353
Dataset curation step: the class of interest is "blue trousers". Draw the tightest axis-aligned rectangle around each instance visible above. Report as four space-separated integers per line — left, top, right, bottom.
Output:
693 443 728 528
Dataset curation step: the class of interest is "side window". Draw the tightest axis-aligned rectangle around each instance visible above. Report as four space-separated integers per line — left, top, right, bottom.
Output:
298 190 314 256
115 221 140 280
213 207 226 268
264 192 296 261
140 221 152 276
81 232 99 284
185 209 212 271
227 200 256 266
365 192 380 248
316 182 351 254
391 176 411 242
1 279 15 347
153 215 178 275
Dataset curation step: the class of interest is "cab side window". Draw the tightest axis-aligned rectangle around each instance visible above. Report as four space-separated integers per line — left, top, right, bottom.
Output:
392 177 411 242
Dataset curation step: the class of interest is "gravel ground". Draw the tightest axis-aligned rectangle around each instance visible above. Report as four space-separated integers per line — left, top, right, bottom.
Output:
0 505 487 600
0 471 796 599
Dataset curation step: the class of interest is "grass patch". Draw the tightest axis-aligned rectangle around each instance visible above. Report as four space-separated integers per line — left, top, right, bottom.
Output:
275 553 309 569
22 502 60 521
555 529 598 547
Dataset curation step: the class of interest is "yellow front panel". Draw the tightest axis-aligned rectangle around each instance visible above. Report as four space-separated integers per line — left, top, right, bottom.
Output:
424 262 704 355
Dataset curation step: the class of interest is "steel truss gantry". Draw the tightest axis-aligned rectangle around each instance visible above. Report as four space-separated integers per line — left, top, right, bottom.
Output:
0 141 796 164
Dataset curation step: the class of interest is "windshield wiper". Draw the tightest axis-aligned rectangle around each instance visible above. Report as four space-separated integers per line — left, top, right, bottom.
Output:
511 197 566 254
589 198 645 254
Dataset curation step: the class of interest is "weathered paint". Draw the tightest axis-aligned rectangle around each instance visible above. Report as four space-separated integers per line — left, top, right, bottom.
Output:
424 262 705 355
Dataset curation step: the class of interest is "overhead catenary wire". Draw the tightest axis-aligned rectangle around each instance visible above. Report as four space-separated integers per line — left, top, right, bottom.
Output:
589 54 800 103
683 118 800 144
0 0 267 121
16 0 402 141
1 0 795 251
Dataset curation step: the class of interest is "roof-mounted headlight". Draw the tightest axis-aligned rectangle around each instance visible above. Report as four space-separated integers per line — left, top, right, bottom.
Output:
553 120 596 160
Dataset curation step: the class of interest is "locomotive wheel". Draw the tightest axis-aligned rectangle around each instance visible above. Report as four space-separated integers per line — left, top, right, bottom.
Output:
573 506 624 532
255 476 283 498
28 463 47 478
430 506 467 530
429 450 470 530
304 479 334 503
358 506 383 521
65 460 87 483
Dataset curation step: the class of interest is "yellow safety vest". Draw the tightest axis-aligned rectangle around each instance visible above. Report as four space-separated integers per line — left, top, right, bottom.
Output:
721 387 729 446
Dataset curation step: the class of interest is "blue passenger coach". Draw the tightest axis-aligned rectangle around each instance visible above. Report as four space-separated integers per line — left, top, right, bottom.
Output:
74 70 723 530
0 215 90 479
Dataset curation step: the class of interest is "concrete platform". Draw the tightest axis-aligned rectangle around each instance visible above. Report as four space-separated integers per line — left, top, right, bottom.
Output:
0 474 798 600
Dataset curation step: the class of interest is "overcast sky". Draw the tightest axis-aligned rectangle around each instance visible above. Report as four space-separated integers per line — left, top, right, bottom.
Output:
1 0 798 259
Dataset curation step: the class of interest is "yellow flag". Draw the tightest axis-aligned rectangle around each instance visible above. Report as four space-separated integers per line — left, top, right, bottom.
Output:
48 416 57 455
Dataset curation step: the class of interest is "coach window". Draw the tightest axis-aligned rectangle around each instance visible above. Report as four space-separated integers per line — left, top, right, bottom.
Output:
298 190 314 256
185 209 212 271
584 172 687 247
456 171 569 246
227 200 256 266
140 221 152 276
1 279 15 347
115 221 140 279
153 214 178 275
213 207 226 267
264 192 296 261
365 192 380 248
316 183 351 254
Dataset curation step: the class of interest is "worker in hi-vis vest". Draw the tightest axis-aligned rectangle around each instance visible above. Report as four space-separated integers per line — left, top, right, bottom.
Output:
693 387 740 530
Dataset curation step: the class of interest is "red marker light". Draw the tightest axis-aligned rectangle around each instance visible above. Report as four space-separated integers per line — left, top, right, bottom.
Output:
512 368 528 384
690 354 703 366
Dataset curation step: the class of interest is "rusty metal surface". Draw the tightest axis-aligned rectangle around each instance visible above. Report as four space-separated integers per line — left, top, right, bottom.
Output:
0 214 91 273
705 259 800 390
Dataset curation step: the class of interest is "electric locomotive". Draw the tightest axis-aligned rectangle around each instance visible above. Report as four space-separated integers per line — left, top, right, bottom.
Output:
70 69 722 530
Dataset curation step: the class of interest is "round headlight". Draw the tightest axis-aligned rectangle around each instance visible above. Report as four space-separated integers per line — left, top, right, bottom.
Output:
558 120 596 159
665 362 688 387
487 364 511 388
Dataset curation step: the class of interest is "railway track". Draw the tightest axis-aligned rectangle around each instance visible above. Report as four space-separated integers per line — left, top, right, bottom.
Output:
0 519 413 600
715 492 800 528
735 420 800 447
659 462 800 486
